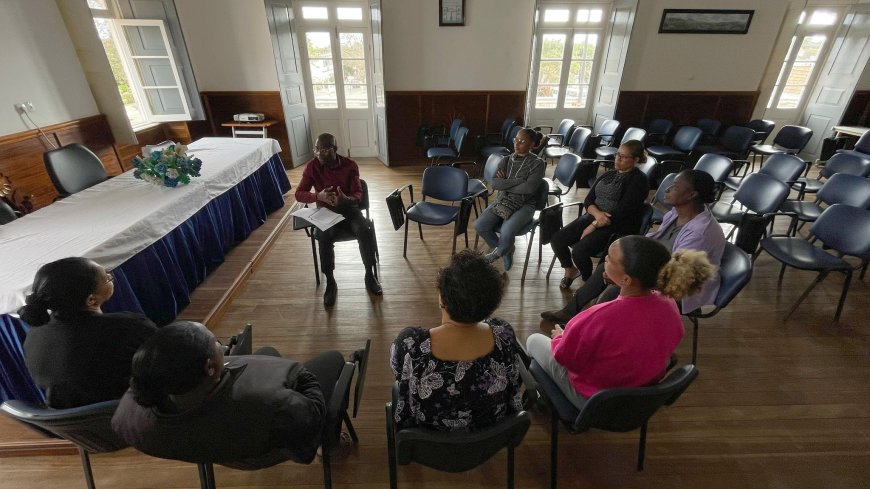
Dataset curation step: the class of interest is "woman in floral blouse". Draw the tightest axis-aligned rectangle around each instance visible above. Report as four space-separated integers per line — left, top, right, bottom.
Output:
389 250 522 431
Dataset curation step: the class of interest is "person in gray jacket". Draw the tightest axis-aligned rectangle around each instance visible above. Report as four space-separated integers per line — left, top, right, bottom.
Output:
474 128 546 270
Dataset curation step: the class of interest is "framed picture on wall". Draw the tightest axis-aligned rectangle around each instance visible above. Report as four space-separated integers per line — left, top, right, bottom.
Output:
659 9 754 34
440 0 465 27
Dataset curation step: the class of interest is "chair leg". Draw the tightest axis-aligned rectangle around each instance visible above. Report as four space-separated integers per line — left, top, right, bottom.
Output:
834 269 853 321
507 445 516 489
197 463 216 489
778 262 788 281
521 229 535 283
322 442 332 489
403 223 409 258
79 448 96 489
549 410 559 489
784 271 828 321
637 421 648 471
343 411 359 443
310 236 320 286
417 222 423 241
386 405 398 489
861 262 868 281
690 317 699 364
546 255 557 280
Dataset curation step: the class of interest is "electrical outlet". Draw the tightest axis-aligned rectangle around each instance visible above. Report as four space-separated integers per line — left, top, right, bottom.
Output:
14 102 34 114
24 102 34 113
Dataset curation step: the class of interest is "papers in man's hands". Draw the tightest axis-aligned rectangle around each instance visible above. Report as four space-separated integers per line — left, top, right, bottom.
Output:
291 206 345 231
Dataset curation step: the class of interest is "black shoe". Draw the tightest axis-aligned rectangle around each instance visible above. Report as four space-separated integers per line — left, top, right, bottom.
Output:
364 273 382 295
540 308 572 324
324 279 337 307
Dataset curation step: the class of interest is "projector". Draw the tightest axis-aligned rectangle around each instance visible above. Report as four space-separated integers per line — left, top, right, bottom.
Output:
234 113 265 122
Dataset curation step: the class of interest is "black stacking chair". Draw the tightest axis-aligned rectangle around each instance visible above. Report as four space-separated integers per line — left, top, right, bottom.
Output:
647 126 703 163
724 153 806 194
712 172 791 240
792 151 870 198
523 361 698 488
697 125 755 162
649 172 677 225
748 125 813 172
480 123 520 160
429 118 463 150
596 126 646 164
542 119 576 148
758 204 870 321
543 126 592 164
0 399 127 489
746 119 776 145
587 119 621 157
684 243 753 363
293 180 379 285
428 126 469 165
836 130 870 159
43 143 109 198
385 383 530 489
781 173 870 236
695 118 722 144
644 118 673 146
693 153 734 200
545 153 584 202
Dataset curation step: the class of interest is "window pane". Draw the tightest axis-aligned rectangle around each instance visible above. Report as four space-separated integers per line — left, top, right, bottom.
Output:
339 33 365 59
590 9 603 22
309 60 335 84
535 85 559 108
777 85 804 109
567 61 582 84
796 36 825 61
544 9 569 22
344 85 368 108
538 61 563 84
88 0 108 9
809 10 837 25
577 9 589 22
302 6 328 19
306 32 332 58
312 84 338 108
785 62 812 86
564 85 588 108
337 7 363 20
94 18 144 126
541 34 566 59
342 60 367 84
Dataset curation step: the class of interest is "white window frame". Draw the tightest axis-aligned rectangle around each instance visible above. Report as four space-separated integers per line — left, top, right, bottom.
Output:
110 19 192 123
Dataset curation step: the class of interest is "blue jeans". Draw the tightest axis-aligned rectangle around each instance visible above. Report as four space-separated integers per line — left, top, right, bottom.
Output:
474 203 535 255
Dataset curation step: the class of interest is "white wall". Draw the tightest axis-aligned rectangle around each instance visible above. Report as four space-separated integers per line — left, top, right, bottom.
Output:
621 0 790 91
175 0 279 91
0 0 98 137
382 0 535 91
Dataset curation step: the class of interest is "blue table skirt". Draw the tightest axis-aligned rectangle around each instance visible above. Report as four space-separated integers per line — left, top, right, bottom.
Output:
0 154 291 404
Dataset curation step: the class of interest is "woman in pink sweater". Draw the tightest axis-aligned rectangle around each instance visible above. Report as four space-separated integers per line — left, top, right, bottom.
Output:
526 236 714 407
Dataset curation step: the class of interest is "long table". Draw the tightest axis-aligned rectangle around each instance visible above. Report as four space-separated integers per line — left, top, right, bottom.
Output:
0 137 291 403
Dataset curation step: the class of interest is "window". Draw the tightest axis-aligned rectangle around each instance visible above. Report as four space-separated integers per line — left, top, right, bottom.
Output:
767 9 839 110
306 32 338 108
339 33 368 108
302 6 329 19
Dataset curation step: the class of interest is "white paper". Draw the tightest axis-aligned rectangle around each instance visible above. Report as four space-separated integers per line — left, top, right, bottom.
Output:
292 207 345 231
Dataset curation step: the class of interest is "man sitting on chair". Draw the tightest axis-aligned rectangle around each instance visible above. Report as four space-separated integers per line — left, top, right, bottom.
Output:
295 133 381 307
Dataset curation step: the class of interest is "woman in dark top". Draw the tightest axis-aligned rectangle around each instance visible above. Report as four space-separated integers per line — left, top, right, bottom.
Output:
550 140 650 289
20 257 157 408
389 250 522 431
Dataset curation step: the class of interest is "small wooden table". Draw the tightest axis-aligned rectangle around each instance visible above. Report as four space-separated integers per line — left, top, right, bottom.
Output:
222 120 278 138
832 125 869 138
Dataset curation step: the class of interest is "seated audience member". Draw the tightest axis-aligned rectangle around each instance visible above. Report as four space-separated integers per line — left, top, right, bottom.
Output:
550 140 650 289
474 128 546 270
21 257 157 408
112 321 346 468
527 236 714 408
294 132 380 307
541 169 726 323
390 250 522 431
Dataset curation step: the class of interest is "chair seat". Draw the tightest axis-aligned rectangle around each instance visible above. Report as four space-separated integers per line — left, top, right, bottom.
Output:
710 202 746 225
595 146 617 159
543 147 571 159
779 201 822 222
750 144 787 156
794 177 823 194
427 147 458 159
467 179 486 196
761 236 851 272
529 361 583 428
646 146 686 158
543 177 565 196
480 145 510 159
406 201 460 225
724 176 742 191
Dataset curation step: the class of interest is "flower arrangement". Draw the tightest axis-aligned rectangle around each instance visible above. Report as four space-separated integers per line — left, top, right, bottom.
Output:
132 144 202 188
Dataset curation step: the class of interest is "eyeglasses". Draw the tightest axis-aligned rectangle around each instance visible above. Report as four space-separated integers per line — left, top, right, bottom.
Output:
314 146 335 154
513 137 528 144
104 271 114 284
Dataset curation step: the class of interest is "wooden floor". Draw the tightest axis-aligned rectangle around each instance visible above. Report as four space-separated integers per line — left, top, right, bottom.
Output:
2 158 870 488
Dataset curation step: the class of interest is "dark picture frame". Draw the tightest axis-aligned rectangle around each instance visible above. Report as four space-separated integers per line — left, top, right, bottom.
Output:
439 0 465 27
659 9 754 34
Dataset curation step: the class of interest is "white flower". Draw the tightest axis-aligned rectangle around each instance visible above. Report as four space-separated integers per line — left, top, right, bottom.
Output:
166 169 179 179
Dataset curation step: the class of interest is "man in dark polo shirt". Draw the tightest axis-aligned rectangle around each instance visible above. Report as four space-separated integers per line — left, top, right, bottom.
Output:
294 133 381 307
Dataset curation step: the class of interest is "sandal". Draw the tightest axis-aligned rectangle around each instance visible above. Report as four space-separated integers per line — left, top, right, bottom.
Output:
559 274 578 289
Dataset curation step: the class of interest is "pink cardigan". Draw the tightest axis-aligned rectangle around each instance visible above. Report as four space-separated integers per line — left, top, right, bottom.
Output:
551 292 684 398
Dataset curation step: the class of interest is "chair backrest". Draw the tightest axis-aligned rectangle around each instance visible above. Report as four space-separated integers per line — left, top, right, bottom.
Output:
637 157 658 178
572 365 699 432
820 151 870 179
506 126 524 152
422 165 470 202
556 119 576 142
672 126 703 153
811 204 870 260
653 172 677 209
533 179 550 211
647 118 673 136
696 118 721 137
43 143 108 196
324 362 356 451
0 399 128 453
853 130 870 154
693 153 733 183
758 153 806 183
567 126 592 154
454 126 470 153
359 179 371 214
483 154 504 183
718 126 755 155
0 200 16 224
639 202 655 235
553 153 583 187
733 172 790 214
498 118 515 143
714 243 753 309
448 118 463 142
771 125 813 153
818 173 870 209
746 119 775 143
620 127 647 145
596 119 621 145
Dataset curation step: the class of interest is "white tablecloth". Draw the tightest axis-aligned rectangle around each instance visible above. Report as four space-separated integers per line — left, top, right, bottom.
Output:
0 137 282 314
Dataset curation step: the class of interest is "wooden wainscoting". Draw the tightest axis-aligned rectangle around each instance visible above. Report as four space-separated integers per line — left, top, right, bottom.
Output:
614 91 759 133
385 90 526 166
200 91 289 163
